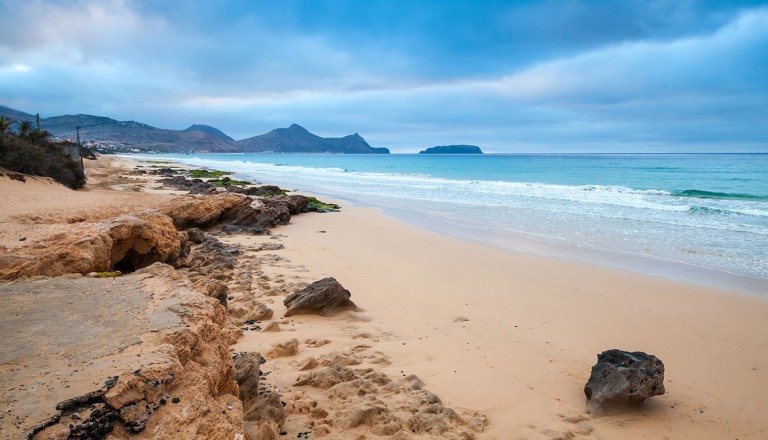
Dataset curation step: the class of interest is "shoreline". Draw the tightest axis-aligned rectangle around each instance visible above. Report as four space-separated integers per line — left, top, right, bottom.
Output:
132 153 768 296
380 205 768 296
2 155 767 439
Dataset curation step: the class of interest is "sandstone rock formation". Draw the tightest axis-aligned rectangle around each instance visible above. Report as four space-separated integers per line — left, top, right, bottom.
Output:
265 339 300 359
162 193 248 229
584 349 665 411
21 263 243 439
284 277 358 317
0 210 182 280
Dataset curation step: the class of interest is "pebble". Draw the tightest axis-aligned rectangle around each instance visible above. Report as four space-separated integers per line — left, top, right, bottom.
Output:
172 397 181 404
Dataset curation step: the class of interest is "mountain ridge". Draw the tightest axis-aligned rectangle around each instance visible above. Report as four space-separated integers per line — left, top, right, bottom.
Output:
237 123 388 154
1 105 388 154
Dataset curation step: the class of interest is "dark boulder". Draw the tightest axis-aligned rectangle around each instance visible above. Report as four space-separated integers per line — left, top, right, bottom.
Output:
274 195 309 215
220 224 266 235
283 277 358 317
245 185 283 196
187 228 206 244
219 198 291 229
584 349 665 411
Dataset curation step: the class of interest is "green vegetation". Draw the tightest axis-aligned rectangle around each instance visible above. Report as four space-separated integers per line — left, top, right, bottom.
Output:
0 116 86 189
184 169 251 186
307 196 341 211
208 176 252 187
92 270 121 278
187 169 233 178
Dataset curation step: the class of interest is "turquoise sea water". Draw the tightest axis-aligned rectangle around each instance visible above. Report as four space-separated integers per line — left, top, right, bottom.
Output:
147 153 768 293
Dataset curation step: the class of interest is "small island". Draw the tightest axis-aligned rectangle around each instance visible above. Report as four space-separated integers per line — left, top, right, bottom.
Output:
418 145 484 154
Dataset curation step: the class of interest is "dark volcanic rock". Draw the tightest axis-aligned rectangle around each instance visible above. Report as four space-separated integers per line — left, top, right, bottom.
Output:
219 198 292 229
220 224 266 235
187 228 206 244
159 175 217 194
283 277 358 317
274 195 309 215
584 349 665 411
227 185 284 196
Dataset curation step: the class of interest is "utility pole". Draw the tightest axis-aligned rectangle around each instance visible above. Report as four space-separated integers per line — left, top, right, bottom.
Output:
76 126 84 173
35 113 40 131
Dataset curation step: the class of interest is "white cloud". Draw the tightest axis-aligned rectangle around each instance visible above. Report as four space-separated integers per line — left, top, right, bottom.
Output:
494 7 768 104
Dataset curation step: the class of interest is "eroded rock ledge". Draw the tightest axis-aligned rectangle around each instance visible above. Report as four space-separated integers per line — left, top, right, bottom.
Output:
2 264 242 439
0 192 308 280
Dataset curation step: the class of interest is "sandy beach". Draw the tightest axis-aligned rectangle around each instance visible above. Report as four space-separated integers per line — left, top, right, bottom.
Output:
233 199 768 439
1 156 767 439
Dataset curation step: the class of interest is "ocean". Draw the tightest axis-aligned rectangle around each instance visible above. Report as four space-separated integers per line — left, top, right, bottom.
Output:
145 153 768 294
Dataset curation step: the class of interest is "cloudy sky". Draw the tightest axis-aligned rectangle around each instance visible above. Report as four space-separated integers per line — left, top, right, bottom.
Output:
1 0 767 152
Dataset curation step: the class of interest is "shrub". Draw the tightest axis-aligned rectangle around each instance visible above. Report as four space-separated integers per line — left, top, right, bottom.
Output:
0 133 86 189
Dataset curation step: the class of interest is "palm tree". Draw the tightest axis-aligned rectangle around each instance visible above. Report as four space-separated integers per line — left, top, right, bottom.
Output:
18 120 32 139
0 116 12 135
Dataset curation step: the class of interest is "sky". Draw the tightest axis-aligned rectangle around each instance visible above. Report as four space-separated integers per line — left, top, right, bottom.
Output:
1 0 767 152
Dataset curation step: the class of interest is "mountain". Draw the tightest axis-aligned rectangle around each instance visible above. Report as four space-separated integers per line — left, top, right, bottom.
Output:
419 145 483 154
236 124 389 154
183 124 234 141
0 105 35 123
39 114 238 152
1 105 388 154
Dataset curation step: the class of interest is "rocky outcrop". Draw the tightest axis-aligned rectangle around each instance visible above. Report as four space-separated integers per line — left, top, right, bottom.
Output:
234 352 264 408
0 210 183 280
584 349 665 411
162 193 309 231
26 263 243 439
159 175 220 194
265 339 300 359
243 392 285 440
162 193 248 229
234 352 285 440
284 277 358 317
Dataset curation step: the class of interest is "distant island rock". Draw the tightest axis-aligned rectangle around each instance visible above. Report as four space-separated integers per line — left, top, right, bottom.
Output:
418 145 483 154
1 106 388 154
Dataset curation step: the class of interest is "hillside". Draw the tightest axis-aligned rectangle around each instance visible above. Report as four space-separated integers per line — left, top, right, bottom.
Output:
40 114 238 153
237 123 389 154
1 106 387 154
0 105 36 123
